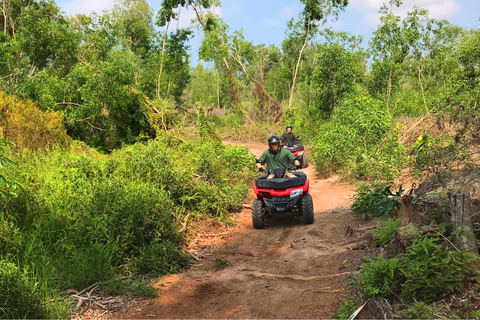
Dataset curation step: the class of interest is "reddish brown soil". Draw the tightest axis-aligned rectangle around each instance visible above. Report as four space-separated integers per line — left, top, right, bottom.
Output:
106 142 376 319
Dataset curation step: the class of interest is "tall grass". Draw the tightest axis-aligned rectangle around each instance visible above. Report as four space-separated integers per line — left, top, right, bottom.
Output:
0 137 255 318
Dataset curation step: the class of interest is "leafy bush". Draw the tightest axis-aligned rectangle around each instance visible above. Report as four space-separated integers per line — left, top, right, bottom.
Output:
334 300 356 319
359 236 479 303
413 134 469 177
371 219 401 245
133 240 189 276
361 255 401 299
400 236 478 301
0 92 71 150
351 184 402 219
311 90 404 180
400 302 442 319
0 260 44 319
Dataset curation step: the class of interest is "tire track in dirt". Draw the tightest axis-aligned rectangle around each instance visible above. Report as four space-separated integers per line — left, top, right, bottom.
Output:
108 142 375 319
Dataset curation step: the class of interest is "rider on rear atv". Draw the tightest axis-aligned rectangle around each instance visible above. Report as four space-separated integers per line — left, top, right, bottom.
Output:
280 125 301 148
256 135 300 179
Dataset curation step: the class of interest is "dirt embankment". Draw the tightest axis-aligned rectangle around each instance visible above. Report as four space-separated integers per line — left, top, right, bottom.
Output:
107 142 377 319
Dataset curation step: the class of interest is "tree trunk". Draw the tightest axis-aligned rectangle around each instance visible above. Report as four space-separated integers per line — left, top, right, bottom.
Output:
417 66 428 112
288 18 310 110
157 22 170 100
332 64 338 108
2 0 7 36
386 62 392 112
217 74 220 109
448 190 479 255
223 56 239 108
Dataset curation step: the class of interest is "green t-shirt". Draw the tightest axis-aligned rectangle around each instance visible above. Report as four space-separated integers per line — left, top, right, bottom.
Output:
258 148 293 170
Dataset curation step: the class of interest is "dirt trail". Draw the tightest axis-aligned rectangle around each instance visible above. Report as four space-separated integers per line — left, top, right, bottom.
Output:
109 142 374 319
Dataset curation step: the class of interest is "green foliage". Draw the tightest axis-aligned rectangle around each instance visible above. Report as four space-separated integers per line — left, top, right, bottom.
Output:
0 138 23 199
400 236 478 301
351 184 402 219
361 255 401 299
334 300 356 319
0 260 44 319
0 135 256 317
412 134 469 177
311 42 366 114
311 90 404 180
359 236 479 303
198 105 221 144
400 302 442 319
371 219 401 245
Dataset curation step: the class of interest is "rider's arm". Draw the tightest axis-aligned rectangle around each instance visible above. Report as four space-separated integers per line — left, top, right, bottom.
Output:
293 133 301 144
256 153 267 170
280 133 286 146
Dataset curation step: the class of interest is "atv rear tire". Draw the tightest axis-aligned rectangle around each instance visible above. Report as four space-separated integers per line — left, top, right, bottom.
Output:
302 155 309 168
252 199 265 229
301 194 314 224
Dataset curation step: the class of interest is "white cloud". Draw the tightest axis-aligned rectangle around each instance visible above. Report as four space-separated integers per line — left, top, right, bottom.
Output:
61 0 116 15
350 0 461 26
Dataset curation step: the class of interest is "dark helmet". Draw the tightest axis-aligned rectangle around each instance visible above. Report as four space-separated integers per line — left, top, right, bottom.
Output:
268 135 281 150
286 125 293 131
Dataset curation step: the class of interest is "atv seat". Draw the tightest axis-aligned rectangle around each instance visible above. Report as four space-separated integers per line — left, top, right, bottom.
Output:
255 172 306 189
284 145 304 152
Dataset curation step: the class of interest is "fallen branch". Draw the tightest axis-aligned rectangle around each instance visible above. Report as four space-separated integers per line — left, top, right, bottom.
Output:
202 232 228 237
78 282 100 296
186 250 201 261
308 288 345 293
243 271 351 281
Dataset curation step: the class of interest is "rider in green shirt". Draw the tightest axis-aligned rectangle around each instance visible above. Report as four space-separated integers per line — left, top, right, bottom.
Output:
256 136 300 178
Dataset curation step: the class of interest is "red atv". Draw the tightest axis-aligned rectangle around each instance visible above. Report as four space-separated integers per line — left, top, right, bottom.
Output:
252 157 314 229
283 145 308 167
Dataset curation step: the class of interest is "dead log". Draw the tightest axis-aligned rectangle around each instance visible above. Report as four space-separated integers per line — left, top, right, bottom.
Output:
448 190 479 255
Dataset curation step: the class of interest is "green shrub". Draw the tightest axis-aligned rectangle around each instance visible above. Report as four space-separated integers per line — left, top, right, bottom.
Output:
361 255 401 299
334 300 356 319
371 219 401 245
351 184 402 219
400 236 478 301
413 134 469 177
208 113 243 130
400 302 442 319
0 135 254 317
359 236 479 303
0 260 44 319
311 91 404 180
0 218 20 258
133 240 190 276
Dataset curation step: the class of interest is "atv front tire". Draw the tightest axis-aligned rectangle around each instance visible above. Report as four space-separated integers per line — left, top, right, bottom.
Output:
301 194 314 224
302 155 309 168
252 199 265 229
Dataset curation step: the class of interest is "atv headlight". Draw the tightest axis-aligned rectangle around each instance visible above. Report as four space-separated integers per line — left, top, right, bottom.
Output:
297 151 304 156
290 188 303 198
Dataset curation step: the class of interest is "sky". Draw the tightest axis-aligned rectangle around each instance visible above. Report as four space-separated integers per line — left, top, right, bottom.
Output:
57 0 480 65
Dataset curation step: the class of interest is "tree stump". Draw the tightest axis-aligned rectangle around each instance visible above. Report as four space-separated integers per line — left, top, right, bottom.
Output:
448 190 479 255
